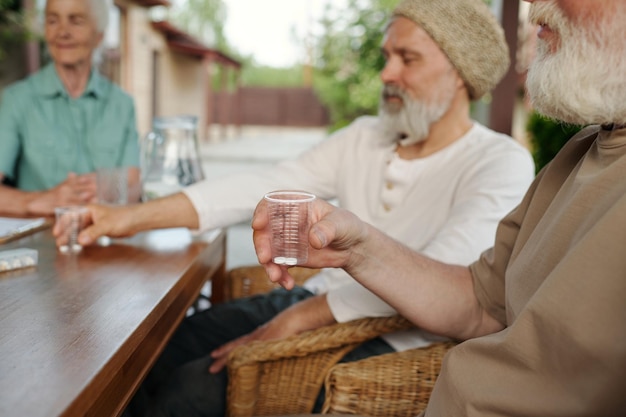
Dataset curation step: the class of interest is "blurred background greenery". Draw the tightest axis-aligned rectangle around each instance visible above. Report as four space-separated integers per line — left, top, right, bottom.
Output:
0 0 33 61
526 111 583 173
1 0 582 171
165 0 395 131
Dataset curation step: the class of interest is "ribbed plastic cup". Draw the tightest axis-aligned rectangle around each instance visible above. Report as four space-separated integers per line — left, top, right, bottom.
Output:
54 206 89 254
264 190 316 266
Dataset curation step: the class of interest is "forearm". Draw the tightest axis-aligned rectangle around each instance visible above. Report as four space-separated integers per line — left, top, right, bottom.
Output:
257 200 504 339
0 185 43 217
264 294 337 338
126 192 200 233
127 167 142 203
287 294 337 332
345 223 503 340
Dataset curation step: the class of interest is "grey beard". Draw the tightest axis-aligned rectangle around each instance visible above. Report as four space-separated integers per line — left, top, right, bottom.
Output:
526 2 626 125
378 87 452 147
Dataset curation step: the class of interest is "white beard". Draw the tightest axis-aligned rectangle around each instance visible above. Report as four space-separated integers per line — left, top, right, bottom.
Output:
378 82 455 147
526 2 626 125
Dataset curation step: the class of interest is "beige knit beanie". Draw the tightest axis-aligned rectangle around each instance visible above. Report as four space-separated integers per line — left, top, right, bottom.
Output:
392 0 509 100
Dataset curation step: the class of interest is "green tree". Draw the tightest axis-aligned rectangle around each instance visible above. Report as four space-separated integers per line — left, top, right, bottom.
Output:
309 0 498 131
167 0 229 52
526 110 584 173
0 0 28 61
167 0 253 93
310 0 395 131
241 64 305 87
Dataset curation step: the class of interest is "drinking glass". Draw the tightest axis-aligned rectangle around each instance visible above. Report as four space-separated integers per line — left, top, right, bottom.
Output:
55 206 89 254
264 190 316 266
97 167 128 206
96 167 129 246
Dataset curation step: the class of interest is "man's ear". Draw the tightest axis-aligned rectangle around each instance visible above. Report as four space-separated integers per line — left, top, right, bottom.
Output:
456 73 466 91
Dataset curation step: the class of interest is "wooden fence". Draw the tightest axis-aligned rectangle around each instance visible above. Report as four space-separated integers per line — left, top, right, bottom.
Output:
211 87 330 128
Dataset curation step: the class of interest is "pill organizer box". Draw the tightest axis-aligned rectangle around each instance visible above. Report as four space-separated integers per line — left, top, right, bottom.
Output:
0 248 38 272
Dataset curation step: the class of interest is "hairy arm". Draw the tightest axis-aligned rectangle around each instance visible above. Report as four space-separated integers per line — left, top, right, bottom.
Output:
73 191 200 245
342 222 503 340
253 199 503 341
0 172 96 217
127 167 142 203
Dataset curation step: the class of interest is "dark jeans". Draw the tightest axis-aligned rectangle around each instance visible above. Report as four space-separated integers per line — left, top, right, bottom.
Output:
123 287 394 417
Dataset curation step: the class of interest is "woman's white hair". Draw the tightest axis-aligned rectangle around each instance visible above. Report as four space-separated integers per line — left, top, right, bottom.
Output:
87 0 111 33
44 0 110 33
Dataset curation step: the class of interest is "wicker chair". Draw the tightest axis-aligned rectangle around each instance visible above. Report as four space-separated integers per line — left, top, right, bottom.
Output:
223 265 456 417
223 265 320 301
322 341 457 416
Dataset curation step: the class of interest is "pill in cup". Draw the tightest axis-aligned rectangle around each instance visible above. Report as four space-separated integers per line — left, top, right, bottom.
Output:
264 190 316 266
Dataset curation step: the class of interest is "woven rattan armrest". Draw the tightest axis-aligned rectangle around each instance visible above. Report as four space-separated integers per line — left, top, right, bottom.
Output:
322 341 458 417
226 315 413 416
225 265 321 301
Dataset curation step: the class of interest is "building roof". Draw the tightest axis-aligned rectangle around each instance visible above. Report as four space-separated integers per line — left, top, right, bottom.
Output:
131 0 171 7
151 21 241 69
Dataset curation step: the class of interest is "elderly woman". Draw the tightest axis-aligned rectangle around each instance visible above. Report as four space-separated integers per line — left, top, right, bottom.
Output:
0 0 140 216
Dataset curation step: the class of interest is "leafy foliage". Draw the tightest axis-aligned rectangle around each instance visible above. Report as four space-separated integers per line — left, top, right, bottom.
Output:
308 0 497 131
310 0 395 131
0 0 30 61
167 0 229 52
241 64 306 87
168 0 498 132
526 110 584 173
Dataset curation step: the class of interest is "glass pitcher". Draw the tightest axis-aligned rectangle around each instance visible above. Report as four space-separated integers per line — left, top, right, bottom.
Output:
141 115 205 200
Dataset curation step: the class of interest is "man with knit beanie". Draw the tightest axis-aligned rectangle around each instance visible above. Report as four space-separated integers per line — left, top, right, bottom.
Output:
253 0 626 415
74 1 534 416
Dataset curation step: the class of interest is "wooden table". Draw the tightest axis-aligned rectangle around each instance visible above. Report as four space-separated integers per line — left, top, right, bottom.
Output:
0 227 226 417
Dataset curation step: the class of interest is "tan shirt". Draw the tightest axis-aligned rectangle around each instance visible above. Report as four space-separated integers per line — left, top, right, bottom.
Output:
424 126 626 416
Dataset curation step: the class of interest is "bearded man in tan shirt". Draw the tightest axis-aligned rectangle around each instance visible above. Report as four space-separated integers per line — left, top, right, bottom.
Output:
253 0 626 415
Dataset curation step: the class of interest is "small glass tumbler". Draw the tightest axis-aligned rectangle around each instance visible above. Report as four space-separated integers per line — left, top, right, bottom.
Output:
54 206 89 254
264 190 316 266
97 167 128 206
96 167 128 246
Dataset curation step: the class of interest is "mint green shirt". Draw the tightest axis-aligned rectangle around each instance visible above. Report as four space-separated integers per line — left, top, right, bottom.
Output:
0 64 139 191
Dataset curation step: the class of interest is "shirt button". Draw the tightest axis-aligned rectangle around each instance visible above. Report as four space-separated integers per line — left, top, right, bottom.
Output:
383 204 391 212
386 182 394 190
